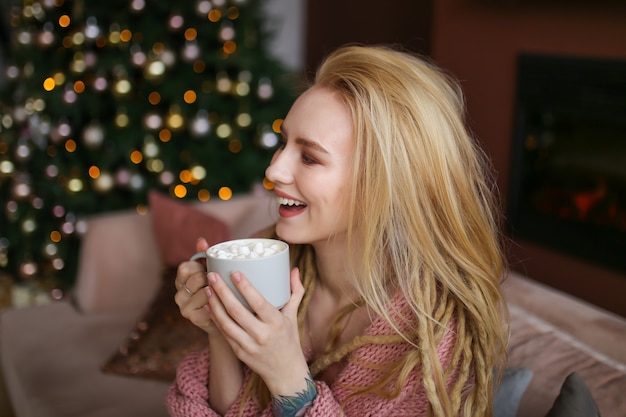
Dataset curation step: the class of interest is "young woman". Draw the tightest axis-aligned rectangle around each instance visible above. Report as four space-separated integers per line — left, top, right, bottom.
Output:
167 45 509 417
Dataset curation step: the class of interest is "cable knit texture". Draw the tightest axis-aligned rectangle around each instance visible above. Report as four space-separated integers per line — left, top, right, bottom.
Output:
166 293 459 416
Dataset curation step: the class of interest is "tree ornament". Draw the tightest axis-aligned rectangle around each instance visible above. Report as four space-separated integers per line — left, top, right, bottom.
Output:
62 87 77 104
52 205 65 218
17 29 33 46
5 65 19 81
93 172 114 192
15 143 32 161
115 168 131 186
21 217 37 234
159 170 175 186
257 77 274 100
12 181 32 199
216 71 233 93
31 197 43 209
45 164 59 178
84 17 100 39
131 48 147 67
38 26 55 46
19 261 38 279
0 160 15 177
12 173 32 199
82 123 105 148
44 243 58 257
190 110 211 137
196 1 212 15
220 21 235 41
182 41 200 62
143 113 163 130
51 119 72 143
160 50 176 68
144 60 166 81
166 107 185 131
130 0 146 12
169 14 184 31
129 173 144 191
258 125 279 148
114 78 132 97
142 140 159 158
84 51 97 68
51 258 64 272
93 74 108 91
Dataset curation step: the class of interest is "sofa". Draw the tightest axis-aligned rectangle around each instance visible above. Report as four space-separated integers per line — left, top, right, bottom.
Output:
1 190 625 417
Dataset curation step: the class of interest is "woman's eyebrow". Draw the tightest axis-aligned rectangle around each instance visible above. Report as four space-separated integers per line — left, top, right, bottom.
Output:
281 125 329 154
295 137 329 154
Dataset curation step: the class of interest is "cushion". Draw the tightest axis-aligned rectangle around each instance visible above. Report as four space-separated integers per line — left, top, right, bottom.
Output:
148 190 232 267
73 210 163 314
101 268 208 381
493 367 533 417
545 372 602 417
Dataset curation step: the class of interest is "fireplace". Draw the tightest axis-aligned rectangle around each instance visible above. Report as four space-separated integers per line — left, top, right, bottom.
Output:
507 53 626 274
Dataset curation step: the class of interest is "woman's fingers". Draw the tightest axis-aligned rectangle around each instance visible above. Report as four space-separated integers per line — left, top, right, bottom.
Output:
196 237 210 252
204 273 254 351
280 267 304 317
172 261 216 334
175 258 209 294
183 269 208 294
206 272 256 328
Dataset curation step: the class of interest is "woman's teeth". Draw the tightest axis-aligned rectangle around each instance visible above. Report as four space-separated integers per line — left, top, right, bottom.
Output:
276 196 305 206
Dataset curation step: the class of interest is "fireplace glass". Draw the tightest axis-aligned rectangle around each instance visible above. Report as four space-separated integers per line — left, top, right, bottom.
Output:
507 53 626 273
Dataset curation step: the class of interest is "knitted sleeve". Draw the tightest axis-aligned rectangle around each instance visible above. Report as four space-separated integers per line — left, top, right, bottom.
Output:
166 348 219 417
165 347 344 417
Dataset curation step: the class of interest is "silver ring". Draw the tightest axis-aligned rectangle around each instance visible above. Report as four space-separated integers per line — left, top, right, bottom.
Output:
183 283 194 295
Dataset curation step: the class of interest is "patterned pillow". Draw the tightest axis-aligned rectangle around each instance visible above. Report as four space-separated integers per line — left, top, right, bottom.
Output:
101 268 207 381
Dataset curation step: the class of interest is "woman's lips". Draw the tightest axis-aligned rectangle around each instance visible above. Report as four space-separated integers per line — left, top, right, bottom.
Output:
278 203 306 218
274 192 307 218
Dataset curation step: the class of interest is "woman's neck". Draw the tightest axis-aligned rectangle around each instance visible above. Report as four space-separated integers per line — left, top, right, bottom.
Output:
311 240 359 307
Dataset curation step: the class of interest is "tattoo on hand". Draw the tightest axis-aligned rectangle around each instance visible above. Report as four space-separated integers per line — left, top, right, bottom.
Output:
271 373 317 417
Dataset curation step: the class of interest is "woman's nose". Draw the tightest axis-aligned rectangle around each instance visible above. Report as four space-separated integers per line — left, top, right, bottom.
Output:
265 152 292 185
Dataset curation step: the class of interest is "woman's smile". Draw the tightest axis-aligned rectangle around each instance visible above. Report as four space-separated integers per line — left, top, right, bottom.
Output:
275 192 307 218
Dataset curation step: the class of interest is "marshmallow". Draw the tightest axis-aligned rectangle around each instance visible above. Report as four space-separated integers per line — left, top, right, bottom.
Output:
208 239 286 260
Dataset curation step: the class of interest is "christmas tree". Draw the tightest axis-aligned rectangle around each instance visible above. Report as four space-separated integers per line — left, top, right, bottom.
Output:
0 0 297 295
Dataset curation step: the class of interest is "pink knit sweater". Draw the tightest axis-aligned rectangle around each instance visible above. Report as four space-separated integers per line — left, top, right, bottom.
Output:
166 294 459 416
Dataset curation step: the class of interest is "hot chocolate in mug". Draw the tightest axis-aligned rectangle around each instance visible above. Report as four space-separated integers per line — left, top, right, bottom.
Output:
190 238 290 312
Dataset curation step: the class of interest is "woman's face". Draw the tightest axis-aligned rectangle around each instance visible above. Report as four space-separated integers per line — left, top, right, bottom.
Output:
265 87 355 246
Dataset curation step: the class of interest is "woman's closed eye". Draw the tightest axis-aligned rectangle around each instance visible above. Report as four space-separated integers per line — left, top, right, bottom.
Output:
301 153 318 165
280 139 318 165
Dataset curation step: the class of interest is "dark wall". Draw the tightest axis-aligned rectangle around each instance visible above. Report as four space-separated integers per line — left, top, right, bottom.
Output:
305 0 433 76
431 0 626 316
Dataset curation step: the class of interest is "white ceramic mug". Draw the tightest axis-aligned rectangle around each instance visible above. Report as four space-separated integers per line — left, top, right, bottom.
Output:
190 238 290 312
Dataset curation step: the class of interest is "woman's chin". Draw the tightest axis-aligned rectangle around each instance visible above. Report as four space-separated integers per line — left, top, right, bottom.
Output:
275 224 303 245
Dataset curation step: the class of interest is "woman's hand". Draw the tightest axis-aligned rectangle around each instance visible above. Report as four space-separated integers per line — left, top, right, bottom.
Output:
174 238 244 414
174 238 218 336
205 267 313 399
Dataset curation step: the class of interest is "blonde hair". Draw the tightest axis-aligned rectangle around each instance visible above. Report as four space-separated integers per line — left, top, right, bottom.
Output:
242 45 509 416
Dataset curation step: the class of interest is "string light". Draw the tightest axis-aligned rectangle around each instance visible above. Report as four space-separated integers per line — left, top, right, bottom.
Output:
58 15 70 28
218 187 232 200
